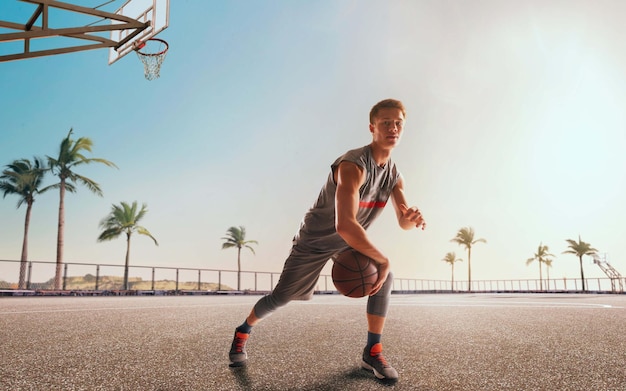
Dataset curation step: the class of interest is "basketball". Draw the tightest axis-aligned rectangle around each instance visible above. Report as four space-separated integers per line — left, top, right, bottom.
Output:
332 249 378 298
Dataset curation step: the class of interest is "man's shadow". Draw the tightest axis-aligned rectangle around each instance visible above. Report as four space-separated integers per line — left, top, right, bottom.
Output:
230 365 399 390
229 363 253 389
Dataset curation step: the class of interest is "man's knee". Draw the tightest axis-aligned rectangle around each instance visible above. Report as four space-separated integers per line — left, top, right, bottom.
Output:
252 292 291 319
366 272 393 317
380 271 393 295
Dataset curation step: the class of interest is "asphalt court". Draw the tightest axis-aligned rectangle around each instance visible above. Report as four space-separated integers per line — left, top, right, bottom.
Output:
1 293 625 390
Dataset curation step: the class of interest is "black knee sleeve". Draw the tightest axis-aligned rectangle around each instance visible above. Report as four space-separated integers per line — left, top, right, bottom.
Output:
366 271 393 317
252 293 290 319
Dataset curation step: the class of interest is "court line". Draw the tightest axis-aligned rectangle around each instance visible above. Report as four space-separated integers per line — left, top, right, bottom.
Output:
302 297 622 309
391 302 619 309
0 303 239 315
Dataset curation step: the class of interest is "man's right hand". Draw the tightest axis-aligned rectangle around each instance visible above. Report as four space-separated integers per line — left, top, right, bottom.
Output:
370 258 390 295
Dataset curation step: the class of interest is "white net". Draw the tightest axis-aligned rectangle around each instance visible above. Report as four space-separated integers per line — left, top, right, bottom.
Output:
135 39 168 81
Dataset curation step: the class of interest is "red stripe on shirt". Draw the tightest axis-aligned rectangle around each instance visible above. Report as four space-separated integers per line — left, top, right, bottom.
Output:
359 201 387 208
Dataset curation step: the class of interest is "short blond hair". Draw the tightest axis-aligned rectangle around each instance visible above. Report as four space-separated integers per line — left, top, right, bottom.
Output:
369 99 406 124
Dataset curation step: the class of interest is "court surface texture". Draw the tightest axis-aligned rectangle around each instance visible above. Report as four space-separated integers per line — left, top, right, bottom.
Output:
1 293 624 391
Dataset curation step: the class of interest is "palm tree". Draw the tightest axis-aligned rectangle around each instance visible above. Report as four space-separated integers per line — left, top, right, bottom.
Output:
97 201 158 290
441 252 462 291
526 242 554 291
221 226 258 291
0 157 50 289
563 235 597 292
48 129 117 290
451 227 486 292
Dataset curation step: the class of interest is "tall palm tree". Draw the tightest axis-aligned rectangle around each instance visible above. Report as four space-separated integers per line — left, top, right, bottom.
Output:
563 235 597 292
441 252 462 291
451 226 486 292
526 242 554 291
48 129 117 290
221 226 258 291
0 157 51 289
97 201 158 290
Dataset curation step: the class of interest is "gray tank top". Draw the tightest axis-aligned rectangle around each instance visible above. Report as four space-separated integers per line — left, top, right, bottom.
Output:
293 145 400 251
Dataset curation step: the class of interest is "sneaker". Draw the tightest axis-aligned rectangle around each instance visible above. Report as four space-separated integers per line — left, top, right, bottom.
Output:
229 331 249 366
361 343 398 382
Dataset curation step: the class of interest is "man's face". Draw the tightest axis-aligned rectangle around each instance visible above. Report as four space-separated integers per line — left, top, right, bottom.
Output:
369 108 405 148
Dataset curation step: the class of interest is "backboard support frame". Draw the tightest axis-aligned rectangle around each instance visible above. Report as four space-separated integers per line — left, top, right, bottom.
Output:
0 0 168 64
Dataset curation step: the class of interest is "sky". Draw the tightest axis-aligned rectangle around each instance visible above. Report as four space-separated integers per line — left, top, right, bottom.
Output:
1 0 626 288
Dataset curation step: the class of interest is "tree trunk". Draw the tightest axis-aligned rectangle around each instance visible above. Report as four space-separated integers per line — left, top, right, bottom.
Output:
579 256 586 291
451 263 455 292
54 178 66 290
124 232 131 290
18 201 33 289
467 247 472 292
237 247 242 291
539 260 543 291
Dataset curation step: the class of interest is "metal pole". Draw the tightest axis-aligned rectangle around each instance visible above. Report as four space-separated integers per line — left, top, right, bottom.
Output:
198 270 201 291
218 271 222 291
176 269 179 292
95 265 100 290
151 268 155 291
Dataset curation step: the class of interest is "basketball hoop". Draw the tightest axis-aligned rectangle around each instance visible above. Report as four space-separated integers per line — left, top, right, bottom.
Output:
134 38 169 80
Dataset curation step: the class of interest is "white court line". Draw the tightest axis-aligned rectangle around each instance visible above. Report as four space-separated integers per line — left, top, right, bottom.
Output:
303 297 622 309
0 303 236 315
328 301 620 309
392 302 618 309
1 297 622 315
388 297 620 309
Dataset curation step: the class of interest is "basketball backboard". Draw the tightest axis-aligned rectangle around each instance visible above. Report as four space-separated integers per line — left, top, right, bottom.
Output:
108 0 169 65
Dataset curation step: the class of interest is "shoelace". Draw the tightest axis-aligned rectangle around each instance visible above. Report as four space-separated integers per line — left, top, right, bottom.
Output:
233 333 248 353
372 352 389 368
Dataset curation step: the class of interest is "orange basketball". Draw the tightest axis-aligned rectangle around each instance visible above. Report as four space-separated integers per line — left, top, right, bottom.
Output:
332 249 378 298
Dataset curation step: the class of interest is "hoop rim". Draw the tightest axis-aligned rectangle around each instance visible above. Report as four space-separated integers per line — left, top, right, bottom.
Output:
134 38 169 57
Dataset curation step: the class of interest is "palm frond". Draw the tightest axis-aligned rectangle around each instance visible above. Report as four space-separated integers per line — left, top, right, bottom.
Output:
97 227 123 241
97 201 157 246
0 157 48 208
221 226 257 253
136 226 158 245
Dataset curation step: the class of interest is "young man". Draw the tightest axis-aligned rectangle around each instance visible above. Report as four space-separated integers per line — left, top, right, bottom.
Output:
228 98 426 383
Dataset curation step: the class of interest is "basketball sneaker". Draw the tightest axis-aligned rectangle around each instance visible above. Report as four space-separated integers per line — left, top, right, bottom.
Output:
361 343 398 382
229 331 249 366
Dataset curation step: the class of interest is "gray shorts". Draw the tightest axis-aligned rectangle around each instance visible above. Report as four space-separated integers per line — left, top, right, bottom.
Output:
252 244 393 319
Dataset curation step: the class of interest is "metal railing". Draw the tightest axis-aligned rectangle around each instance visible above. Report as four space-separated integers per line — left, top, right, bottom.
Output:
0 259 624 294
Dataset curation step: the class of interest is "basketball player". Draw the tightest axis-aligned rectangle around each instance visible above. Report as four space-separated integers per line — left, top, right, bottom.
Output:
228 99 426 383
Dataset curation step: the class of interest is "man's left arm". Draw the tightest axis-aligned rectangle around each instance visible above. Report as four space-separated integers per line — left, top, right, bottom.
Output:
390 174 426 230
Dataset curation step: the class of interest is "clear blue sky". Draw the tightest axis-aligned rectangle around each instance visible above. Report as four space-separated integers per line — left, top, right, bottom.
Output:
2 0 626 286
